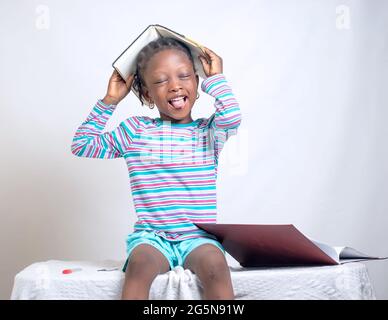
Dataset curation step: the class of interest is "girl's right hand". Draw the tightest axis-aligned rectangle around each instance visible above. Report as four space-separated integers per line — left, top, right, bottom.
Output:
103 70 135 105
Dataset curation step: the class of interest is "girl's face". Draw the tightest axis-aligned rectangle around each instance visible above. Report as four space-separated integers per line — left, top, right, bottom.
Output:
142 49 199 124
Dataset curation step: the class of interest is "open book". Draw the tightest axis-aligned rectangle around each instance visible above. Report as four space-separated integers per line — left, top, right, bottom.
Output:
195 223 387 267
112 24 207 106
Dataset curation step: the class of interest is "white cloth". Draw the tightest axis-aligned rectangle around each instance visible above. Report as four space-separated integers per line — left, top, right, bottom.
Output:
10 260 376 300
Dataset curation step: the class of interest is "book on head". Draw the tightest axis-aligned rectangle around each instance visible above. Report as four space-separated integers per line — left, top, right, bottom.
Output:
195 223 388 267
112 24 207 106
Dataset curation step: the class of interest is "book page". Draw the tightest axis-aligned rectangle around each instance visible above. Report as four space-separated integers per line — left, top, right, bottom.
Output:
155 25 206 79
113 26 159 79
309 241 386 264
337 246 387 263
310 239 340 264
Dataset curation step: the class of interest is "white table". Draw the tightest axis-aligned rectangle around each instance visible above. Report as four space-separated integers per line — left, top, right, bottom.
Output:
11 260 376 300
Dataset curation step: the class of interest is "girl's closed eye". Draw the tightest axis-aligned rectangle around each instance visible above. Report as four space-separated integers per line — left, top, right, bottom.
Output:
154 74 191 84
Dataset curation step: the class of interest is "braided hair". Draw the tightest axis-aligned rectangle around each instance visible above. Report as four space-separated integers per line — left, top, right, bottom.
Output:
132 37 197 107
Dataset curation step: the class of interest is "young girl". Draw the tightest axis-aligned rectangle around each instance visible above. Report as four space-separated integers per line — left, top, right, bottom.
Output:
71 37 241 300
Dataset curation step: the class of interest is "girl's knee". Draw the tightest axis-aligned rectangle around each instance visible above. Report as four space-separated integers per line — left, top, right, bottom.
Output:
125 244 169 278
198 256 230 281
125 262 160 286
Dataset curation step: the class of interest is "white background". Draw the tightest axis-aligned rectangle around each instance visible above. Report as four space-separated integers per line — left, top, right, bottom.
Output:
1 0 387 299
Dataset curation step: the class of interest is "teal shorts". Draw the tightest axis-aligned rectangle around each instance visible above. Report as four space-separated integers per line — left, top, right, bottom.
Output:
122 230 226 272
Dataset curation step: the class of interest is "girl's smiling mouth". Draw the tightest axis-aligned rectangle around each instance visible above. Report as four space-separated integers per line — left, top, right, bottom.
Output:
168 96 188 110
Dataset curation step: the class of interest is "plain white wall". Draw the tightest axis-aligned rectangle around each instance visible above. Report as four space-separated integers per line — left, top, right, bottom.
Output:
1 0 387 299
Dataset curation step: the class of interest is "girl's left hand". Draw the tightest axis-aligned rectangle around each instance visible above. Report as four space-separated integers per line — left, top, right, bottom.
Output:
198 47 223 77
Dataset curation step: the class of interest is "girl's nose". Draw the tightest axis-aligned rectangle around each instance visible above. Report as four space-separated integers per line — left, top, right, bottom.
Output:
169 77 183 91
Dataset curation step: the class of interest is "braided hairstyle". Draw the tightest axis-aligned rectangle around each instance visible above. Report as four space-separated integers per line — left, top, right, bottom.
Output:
132 37 197 107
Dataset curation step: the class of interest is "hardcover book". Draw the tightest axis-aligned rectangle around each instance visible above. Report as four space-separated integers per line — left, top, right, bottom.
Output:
195 223 387 267
112 24 207 106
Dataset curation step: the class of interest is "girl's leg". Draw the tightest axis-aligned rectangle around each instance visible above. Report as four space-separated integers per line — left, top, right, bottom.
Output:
183 244 234 300
121 243 170 300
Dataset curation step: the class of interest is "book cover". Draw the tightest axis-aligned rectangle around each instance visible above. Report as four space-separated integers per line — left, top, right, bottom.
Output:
195 223 387 267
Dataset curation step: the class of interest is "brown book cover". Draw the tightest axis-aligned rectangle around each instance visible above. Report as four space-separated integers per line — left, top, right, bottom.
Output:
195 223 386 267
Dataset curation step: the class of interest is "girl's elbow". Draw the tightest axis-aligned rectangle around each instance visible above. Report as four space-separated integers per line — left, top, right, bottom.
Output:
70 143 85 157
71 146 81 157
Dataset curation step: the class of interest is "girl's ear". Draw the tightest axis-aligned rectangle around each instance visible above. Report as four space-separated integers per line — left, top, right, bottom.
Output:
143 87 153 104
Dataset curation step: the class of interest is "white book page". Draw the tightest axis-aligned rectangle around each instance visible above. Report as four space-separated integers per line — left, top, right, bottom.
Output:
303 230 386 264
339 246 380 261
309 240 383 264
313 243 385 263
310 239 340 264
113 26 159 78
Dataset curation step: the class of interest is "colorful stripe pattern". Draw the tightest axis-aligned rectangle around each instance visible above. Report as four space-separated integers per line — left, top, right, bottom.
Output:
71 74 241 241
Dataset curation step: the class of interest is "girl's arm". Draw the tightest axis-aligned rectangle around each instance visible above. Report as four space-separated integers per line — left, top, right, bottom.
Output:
198 47 242 163
71 99 138 159
201 73 242 131
201 73 241 164
71 70 136 159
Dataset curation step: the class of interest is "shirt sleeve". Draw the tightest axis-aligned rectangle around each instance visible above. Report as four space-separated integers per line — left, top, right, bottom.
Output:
71 99 139 159
201 74 242 163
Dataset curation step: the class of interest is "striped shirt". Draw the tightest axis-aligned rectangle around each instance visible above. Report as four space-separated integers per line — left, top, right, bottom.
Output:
71 73 241 241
